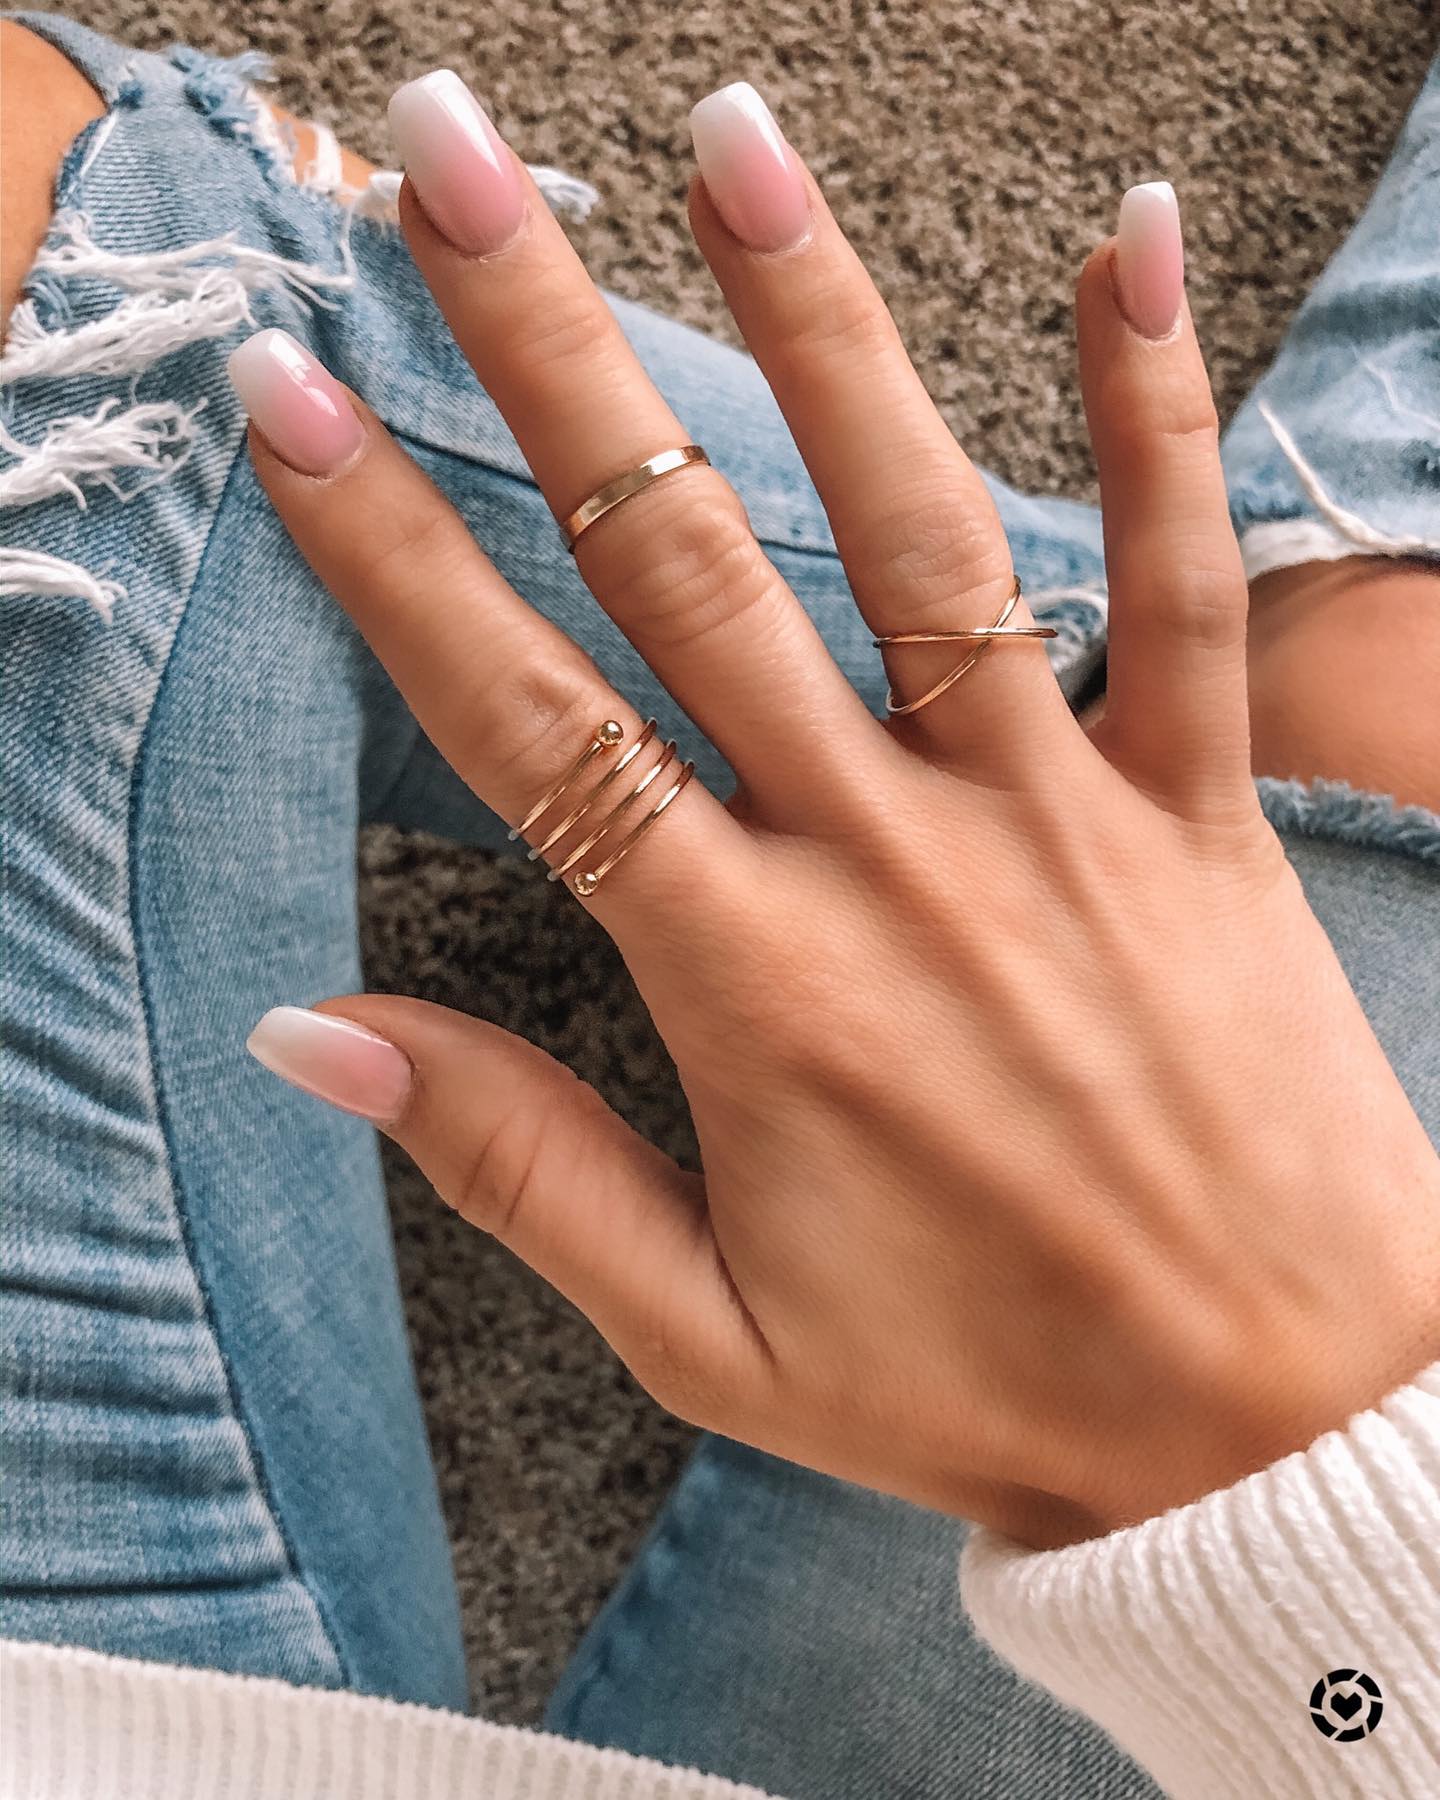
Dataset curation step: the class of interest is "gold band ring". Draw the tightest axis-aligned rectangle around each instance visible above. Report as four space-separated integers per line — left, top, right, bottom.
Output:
559 446 711 552
511 718 696 897
872 575 1058 716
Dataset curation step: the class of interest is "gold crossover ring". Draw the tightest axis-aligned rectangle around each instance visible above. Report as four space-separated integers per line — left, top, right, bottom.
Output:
558 446 711 552
511 718 696 898
872 575 1058 716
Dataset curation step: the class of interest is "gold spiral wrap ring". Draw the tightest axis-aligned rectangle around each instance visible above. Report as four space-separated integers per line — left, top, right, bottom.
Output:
509 718 696 897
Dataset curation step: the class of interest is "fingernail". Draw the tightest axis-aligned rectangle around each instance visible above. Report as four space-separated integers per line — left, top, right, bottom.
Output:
690 82 812 253
1115 181 1185 340
227 330 364 475
246 1007 412 1123
388 69 526 254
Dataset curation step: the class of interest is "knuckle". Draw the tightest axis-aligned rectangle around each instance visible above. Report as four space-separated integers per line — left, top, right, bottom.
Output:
844 480 1012 618
627 1324 718 1426
768 273 898 372
589 476 780 653
1164 399 1222 443
1108 380 1221 454
1143 554 1246 648
503 274 614 385
363 498 473 594
452 1096 554 1240
1151 406 1223 456
481 662 608 795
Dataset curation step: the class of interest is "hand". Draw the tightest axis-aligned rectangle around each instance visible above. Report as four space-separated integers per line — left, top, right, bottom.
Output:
235 77 1440 1548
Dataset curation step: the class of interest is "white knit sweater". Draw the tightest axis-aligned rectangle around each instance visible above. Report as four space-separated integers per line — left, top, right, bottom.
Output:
5 1362 1439 1800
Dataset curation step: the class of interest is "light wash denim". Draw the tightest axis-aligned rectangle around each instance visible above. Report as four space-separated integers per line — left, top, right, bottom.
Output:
2 13 1437 1798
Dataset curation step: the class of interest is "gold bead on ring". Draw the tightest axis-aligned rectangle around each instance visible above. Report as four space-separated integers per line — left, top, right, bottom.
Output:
510 718 695 898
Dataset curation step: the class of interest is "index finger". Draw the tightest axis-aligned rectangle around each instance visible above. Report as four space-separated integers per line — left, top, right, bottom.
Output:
227 330 744 930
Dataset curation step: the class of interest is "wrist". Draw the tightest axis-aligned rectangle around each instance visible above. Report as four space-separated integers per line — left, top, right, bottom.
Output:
962 1355 1440 1798
1016 1202 1440 1551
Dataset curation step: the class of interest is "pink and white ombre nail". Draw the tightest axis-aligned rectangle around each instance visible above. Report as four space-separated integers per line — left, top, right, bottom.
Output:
246 1007 413 1123
690 82 812 253
388 69 527 255
226 329 363 475
1115 181 1185 340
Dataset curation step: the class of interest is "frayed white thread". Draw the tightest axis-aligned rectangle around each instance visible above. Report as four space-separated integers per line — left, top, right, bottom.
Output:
0 399 201 509
1365 356 1440 443
0 150 595 620
1238 518 1382 583
0 213 354 382
244 90 297 175
75 110 122 185
0 548 124 620
0 113 361 621
20 211 351 311
297 121 345 194
4 279 255 382
1258 398 1440 559
349 169 403 224
0 213 349 621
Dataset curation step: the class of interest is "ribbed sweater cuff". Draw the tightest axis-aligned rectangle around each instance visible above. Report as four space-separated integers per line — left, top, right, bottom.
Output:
0 1638 778 1800
961 1361 1440 1799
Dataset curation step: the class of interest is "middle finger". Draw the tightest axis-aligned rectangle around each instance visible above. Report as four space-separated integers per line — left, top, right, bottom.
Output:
387 71 878 816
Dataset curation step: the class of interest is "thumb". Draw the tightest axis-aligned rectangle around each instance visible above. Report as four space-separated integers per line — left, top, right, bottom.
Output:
246 997 761 1412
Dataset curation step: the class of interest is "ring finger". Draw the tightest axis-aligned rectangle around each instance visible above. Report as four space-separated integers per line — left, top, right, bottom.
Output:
686 84 1078 767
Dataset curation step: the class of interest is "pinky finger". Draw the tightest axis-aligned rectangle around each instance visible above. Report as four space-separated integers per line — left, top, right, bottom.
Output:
1077 184 1253 821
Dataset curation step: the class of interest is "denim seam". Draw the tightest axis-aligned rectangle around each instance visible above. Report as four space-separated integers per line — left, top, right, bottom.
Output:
124 439 351 1689
6 12 130 106
554 1460 702 1735
556 1493 684 1736
4 1567 330 1603
389 438 842 563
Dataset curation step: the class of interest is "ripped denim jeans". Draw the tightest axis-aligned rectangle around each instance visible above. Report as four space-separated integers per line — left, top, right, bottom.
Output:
2 13 1438 1800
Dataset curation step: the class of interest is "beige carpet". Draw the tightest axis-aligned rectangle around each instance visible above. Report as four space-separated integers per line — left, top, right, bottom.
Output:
83 0 1439 1722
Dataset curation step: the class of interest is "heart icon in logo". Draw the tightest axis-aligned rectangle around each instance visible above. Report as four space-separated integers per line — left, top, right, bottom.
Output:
1309 1669 1383 1742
